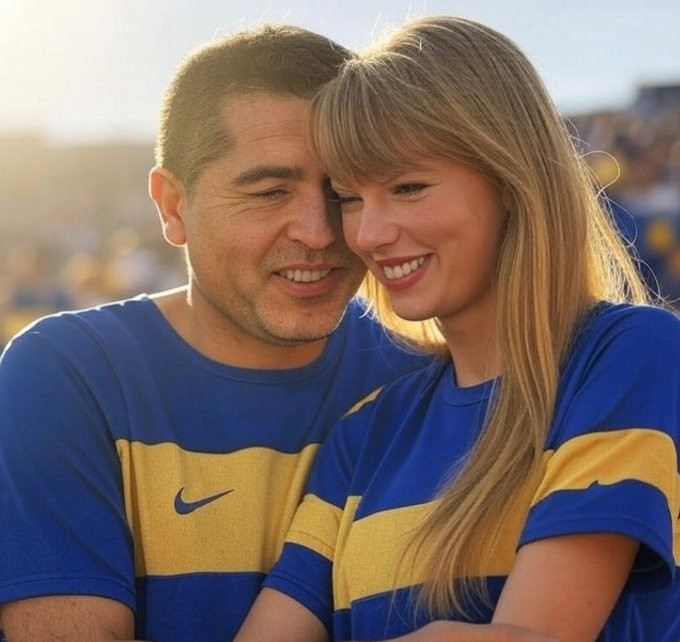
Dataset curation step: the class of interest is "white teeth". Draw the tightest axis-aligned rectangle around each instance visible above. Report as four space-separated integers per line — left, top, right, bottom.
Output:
281 268 331 283
382 257 426 280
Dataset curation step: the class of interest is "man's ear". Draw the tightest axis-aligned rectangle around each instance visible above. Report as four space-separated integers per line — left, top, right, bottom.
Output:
149 167 188 247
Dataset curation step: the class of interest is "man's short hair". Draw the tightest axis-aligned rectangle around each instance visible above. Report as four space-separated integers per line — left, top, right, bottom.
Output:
154 24 353 196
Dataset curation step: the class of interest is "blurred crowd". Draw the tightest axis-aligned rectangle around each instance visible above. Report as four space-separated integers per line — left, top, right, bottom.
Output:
1 81 680 348
0 135 184 347
572 82 680 304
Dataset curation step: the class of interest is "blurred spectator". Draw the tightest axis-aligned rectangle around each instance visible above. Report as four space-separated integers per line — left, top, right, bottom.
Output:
617 148 680 216
0 244 72 345
573 84 680 307
105 226 183 297
59 252 117 309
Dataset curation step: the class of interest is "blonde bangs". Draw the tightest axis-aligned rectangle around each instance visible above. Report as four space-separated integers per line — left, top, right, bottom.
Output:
308 58 462 187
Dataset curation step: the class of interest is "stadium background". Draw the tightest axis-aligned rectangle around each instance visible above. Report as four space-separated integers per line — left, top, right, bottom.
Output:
1 0 679 348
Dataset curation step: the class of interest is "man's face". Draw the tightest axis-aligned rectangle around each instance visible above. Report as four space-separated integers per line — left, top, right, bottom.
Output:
175 93 365 355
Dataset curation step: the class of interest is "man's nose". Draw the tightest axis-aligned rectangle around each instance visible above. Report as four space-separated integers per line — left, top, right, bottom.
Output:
286 190 337 250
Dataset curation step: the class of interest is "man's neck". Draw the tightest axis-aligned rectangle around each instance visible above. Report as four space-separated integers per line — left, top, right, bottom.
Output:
150 288 328 369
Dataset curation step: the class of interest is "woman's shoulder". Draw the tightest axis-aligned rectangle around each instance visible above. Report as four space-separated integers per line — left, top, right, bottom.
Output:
578 302 680 350
558 302 680 413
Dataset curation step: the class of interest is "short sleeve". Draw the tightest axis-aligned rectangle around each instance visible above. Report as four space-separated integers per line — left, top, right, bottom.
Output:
521 306 680 583
0 320 136 609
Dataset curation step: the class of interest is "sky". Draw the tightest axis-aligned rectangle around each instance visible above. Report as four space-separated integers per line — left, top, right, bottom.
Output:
1 0 679 144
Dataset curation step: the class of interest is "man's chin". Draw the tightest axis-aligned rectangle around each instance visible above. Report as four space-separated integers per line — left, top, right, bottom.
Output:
265 304 349 346
269 327 335 346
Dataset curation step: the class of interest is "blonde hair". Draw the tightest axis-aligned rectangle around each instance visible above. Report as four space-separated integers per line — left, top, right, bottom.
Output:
309 16 649 617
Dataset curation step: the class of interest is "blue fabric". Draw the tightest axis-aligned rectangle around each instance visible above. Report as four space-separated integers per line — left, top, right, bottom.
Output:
0 295 429 641
266 303 680 640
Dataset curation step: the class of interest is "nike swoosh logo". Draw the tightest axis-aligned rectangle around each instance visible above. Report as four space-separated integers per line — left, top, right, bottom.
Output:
174 487 234 515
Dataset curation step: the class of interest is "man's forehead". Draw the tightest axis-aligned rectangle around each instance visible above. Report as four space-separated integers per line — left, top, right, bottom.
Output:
219 91 310 128
214 94 310 162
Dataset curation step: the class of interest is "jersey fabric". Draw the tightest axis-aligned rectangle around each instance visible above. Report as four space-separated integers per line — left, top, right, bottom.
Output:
0 295 429 642
265 303 680 641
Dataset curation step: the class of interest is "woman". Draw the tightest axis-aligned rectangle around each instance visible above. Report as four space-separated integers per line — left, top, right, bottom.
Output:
235 16 680 642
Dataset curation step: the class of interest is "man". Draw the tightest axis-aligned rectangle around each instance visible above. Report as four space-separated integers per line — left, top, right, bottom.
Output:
0 25 428 641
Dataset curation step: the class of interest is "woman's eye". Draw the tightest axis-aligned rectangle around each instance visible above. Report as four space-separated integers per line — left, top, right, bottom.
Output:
394 183 429 196
329 192 361 206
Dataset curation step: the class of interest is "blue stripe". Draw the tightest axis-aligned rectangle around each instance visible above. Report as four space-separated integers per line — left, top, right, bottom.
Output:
523 480 675 580
135 572 265 642
264 543 334 635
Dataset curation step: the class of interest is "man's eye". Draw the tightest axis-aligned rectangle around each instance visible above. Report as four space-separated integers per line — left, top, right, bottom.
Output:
253 188 287 200
394 183 428 196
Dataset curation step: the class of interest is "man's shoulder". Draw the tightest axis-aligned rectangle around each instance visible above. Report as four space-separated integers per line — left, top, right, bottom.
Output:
2 295 154 360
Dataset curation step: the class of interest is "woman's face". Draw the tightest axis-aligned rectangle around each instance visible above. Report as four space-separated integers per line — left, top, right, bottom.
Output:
332 158 507 340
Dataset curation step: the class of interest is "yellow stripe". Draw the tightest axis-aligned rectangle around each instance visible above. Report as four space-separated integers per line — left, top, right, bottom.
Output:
329 428 680 608
534 428 677 501
116 440 319 576
333 501 428 610
342 387 384 418
533 427 680 564
331 486 537 609
285 494 345 560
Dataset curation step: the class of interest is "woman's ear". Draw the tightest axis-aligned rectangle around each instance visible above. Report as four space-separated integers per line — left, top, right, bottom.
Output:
149 167 188 247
